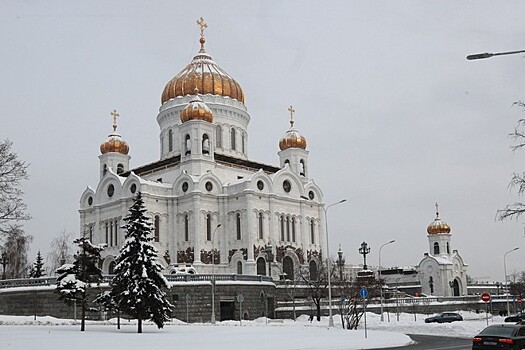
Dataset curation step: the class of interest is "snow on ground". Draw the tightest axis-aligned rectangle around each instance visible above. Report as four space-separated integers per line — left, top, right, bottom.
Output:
0 311 503 350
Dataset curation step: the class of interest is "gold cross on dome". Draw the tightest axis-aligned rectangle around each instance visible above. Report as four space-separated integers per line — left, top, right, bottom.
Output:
111 109 119 132
435 202 439 217
288 105 295 127
197 17 207 39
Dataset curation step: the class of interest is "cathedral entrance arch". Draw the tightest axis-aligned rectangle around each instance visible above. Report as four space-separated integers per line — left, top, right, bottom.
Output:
283 256 294 280
108 261 116 274
309 260 318 281
256 257 266 276
451 279 460 296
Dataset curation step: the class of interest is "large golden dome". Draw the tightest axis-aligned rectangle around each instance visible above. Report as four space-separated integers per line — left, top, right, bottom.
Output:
180 93 213 123
161 21 244 105
427 203 451 234
279 106 307 151
100 109 129 155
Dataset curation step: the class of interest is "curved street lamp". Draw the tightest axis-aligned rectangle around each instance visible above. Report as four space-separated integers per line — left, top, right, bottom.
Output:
211 223 222 324
504 247 519 316
379 239 395 322
467 49 525 60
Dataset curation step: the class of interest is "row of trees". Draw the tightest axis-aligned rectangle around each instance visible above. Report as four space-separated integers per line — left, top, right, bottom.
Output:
55 192 172 333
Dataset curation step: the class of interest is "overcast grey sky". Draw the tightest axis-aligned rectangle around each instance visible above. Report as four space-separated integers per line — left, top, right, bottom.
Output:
2 1 525 281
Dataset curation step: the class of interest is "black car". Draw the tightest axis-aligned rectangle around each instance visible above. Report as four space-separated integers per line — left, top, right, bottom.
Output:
505 313 525 323
472 324 525 349
424 312 463 323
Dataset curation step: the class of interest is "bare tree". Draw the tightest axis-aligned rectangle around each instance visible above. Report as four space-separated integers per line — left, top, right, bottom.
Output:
298 259 336 321
0 139 30 235
498 102 525 221
2 226 32 278
48 230 74 274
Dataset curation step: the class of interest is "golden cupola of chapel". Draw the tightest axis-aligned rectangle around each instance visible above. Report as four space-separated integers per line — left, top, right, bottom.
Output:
180 89 214 123
427 203 451 235
100 109 129 155
161 17 245 105
279 105 307 150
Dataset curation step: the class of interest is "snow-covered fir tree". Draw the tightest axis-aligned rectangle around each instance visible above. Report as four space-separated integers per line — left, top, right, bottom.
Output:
29 250 44 278
55 237 105 331
111 192 172 333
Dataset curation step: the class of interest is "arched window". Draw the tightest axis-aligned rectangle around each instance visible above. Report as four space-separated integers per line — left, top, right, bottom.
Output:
236 213 242 240
105 222 109 244
117 163 124 175
114 220 118 246
184 214 189 241
185 134 191 155
154 215 160 242
284 159 290 166
202 134 210 155
256 257 266 276
231 127 236 150
300 159 305 176
291 217 296 242
446 242 450 254
216 125 222 148
429 276 434 294
206 214 212 241
103 164 108 175
280 215 285 241
309 260 318 281
109 221 113 246
89 225 93 242
108 261 116 275
237 261 243 275
242 133 245 154
310 219 315 244
433 242 440 255
168 129 173 152
283 256 294 280
286 216 290 241
258 212 264 240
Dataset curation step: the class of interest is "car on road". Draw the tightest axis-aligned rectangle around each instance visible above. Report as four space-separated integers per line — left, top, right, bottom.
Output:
505 313 525 323
424 312 463 323
472 323 525 349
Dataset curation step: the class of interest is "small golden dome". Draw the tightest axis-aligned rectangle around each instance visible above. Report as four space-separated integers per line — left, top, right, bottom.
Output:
279 105 307 151
161 18 244 105
100 109 129 155
180 93 213 123
427 203 451 234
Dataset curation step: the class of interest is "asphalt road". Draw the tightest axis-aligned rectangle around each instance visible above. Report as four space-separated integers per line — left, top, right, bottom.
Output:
380 334 472 350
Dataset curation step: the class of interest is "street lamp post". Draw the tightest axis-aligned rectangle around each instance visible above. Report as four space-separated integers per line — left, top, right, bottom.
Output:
504 247 519 316
379 239 395 322
211 223 222 324
323 199 347 328
467 50 525 60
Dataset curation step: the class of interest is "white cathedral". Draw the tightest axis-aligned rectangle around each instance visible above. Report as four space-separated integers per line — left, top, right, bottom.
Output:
79 19 325 279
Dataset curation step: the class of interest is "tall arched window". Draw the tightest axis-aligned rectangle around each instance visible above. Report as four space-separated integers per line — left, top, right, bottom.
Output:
242 133 245 154
231 127 236 150
154 215 160 242
286 217 290 241
114 220 118 246
309 260 318 281
237 261 243 275
105 222 109 244
206 214 212 241
184 214 189 241
185 134 191 155
168 129 173 152
89 225 93 242
109 221 113 246
117 163 124 175
202 134 210 155
433 242 440 255
280 215 285 241
258 212 264 240
299 159 305 176
291 217 296 242
108 261 116 275
216 125 222 148
103 164 108 175
283 256 294 280
446 242 450 254
310 219 315 244
236 213 242 240
256 257 266 276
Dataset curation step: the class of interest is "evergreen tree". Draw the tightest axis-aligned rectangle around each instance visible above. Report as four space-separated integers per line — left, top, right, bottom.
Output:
111 192 172 333
55 237 105 331
29 250 44 278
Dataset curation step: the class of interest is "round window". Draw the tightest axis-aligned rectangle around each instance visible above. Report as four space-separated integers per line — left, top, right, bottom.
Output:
130 183 137 194
182 182 189 193
205 181 213 192
308 191 315 200
257 180 264 191
87 196 93 206
283 180 291 193
107 184 115 198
